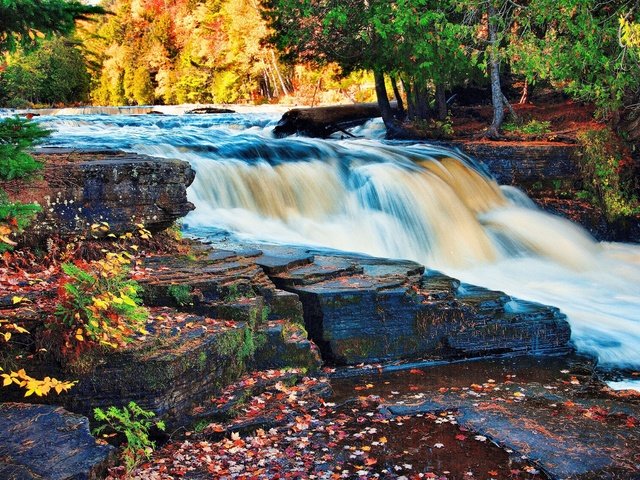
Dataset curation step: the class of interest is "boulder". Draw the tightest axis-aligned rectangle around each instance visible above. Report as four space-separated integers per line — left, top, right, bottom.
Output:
0 403 114 480
256 246 571 365
5 149 195 238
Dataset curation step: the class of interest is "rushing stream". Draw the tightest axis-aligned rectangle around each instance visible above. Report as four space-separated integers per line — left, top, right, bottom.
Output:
29 108 640 382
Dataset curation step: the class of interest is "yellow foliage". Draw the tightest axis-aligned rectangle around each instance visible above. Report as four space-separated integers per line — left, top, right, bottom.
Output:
0 367 76 397
620 17 640 49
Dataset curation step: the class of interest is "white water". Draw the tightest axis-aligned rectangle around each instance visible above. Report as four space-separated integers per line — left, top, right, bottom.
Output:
36 110 640 374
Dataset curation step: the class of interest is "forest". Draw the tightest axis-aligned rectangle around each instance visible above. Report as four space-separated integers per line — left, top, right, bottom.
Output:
1 0 639 139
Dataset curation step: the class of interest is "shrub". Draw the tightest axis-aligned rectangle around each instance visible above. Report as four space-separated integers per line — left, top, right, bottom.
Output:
0 117 49 251
93 402 165 471
502 119 551 136
0 117 49 180
577 129 640 222
54 252 148 358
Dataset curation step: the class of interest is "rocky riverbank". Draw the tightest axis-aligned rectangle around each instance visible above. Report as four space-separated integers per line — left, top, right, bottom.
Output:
1 149 638 479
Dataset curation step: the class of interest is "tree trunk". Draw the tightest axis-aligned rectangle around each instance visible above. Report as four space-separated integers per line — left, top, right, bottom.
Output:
401 76 416 120
435 83 447 120
374 70 406 138
270 50 289 96
519 78 529 104
487 2 504 139
414 85 431 121
390 75 405 116
374 70 393 125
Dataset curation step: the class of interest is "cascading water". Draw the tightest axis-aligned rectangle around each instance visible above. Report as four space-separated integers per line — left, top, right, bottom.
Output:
37 110 640 378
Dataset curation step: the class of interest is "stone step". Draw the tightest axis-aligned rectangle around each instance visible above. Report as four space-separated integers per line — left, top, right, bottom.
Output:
455 283 511 318
420 270 460 300
268 256 363 288
251 320 322 373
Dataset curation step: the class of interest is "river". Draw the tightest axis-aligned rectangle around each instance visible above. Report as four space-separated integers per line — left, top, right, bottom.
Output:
31 108 640 387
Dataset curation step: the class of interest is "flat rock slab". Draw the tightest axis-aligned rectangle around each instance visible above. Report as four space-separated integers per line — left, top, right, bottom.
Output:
0 403 114 480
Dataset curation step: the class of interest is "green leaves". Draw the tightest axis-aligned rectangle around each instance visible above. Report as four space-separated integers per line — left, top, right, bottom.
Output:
0 0 104 52
93 401 165 471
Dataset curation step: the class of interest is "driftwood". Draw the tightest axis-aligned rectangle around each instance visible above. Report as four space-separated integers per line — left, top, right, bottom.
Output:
273 103 394 138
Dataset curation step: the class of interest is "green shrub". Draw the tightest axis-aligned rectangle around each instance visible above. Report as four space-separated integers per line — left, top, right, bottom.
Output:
0 117 49 250
503 119 551 136
577 129 640 221
167 284 192 306
93 402 165 471
0 117 49 181
54 252 148 356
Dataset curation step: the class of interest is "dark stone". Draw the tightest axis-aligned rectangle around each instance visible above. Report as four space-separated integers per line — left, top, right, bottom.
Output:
186 107 236 114
256 252 315 275
256 247 571 365
252 320 322 373
60 315 254 429
11 149 195 238
439 141 581 188
0 403 114 480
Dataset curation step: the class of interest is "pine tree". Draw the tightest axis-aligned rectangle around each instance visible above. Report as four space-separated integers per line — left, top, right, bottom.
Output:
0 0 104 52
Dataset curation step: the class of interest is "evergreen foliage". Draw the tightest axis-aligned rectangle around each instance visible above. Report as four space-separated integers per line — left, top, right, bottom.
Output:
93 401 165 471
0 117 49 251
0 0 103 51
0 117 49 180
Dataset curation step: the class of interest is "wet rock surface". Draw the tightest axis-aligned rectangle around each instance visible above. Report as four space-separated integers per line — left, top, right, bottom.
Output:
131 353 640 480
254 245 571 365
0 403 114 480
332 354 640 480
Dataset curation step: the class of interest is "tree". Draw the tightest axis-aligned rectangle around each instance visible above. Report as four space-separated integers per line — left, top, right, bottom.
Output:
0 0 103 52
1 37 91 107
264 0 477 135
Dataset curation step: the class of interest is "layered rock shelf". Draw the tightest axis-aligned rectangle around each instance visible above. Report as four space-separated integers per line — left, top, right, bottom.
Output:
253 246 571 365
5 149 195 239
0 243 321 431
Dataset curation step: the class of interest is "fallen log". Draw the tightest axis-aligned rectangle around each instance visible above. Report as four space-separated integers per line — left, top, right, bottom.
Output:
273 103 393 138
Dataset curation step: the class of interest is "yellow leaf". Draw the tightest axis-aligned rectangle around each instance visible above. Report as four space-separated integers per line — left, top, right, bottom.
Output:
2 376 12 387
120 294 136 307
12 324 29 334
11 296 26 304
3 332 11 341
0 234 17 246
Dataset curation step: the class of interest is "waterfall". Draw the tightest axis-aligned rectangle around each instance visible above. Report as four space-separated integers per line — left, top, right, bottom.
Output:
40 111 640 372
